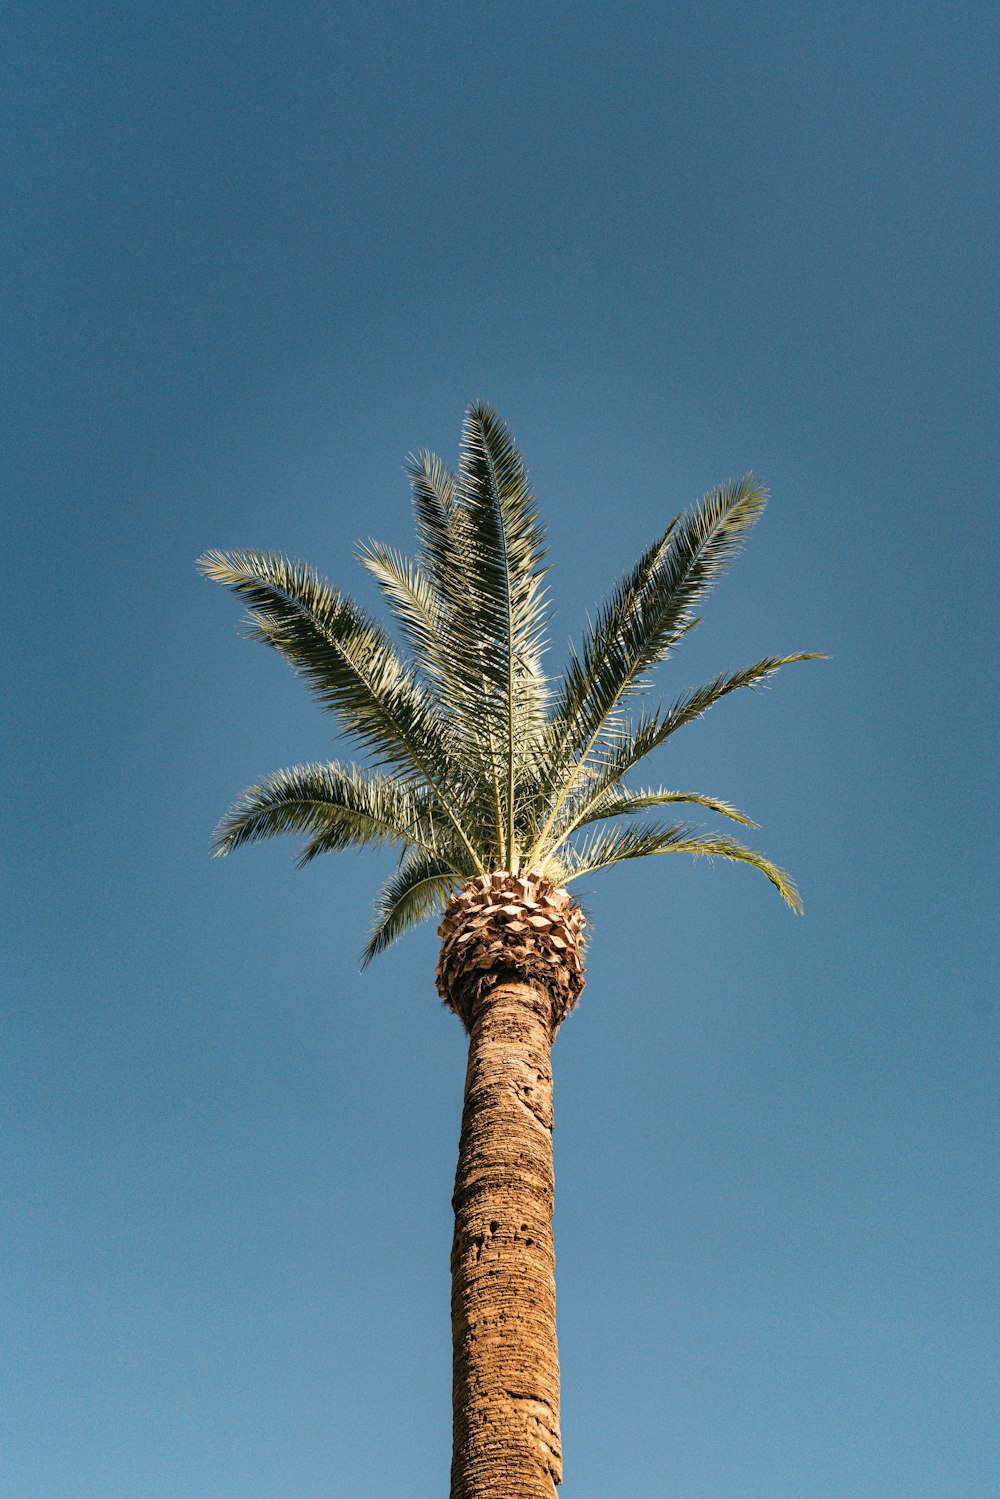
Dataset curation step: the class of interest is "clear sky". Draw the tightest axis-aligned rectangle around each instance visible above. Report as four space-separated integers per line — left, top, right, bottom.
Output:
4 3 997 1496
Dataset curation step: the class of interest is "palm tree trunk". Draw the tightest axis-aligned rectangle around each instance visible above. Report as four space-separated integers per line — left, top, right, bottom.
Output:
450 976 562 1498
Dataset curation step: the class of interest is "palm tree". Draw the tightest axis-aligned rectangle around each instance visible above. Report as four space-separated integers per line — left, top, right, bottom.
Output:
199 402 819 1498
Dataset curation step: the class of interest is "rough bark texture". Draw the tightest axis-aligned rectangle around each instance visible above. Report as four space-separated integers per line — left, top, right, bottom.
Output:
437 871 585 1032
450 978 562 1498
440 874 586 1499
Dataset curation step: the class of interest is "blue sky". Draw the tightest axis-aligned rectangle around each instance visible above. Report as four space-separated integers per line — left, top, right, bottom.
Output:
4 3 997 1495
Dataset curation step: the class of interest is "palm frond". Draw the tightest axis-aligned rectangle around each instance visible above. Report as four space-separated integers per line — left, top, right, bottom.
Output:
354 539 445 688
211 761 456 865
197 548 485 870
457 402 551 864
360 849 464 968
539 522 677 774
561 819 802 911
583 654 824 796
405 447 460 601
530 476 769 860
562 786 758 836
402 445 508 856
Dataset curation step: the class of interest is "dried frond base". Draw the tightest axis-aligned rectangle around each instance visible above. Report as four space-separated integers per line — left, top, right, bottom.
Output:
437 871 586 1031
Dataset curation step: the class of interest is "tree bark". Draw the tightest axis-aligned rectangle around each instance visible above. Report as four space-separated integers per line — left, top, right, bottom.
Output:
450 977 562 1498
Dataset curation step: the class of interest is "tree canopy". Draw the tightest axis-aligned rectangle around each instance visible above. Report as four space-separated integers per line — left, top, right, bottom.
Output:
199 402 819 964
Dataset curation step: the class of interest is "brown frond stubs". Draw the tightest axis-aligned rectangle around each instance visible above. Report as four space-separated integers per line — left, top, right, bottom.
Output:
436 871 586 1031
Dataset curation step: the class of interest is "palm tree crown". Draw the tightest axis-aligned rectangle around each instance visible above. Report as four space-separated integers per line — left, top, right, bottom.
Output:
199 401 819 966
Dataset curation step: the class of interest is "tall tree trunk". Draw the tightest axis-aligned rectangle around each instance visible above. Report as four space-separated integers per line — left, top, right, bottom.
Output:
450 976 562 1499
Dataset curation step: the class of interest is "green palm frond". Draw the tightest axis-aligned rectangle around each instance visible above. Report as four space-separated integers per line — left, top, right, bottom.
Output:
405 447 460 599
561 786 758 837
196 548 485 870
529 477 769 861
576 654 824 800
196 549 433 767
361 849 465 968
457 402 552 864
539 522 677 772
561 819 802 911
401 446 508 858
522 522 680 838
353 539 450 702
211 761 458 865
379 446 515 857
355 540 441 655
